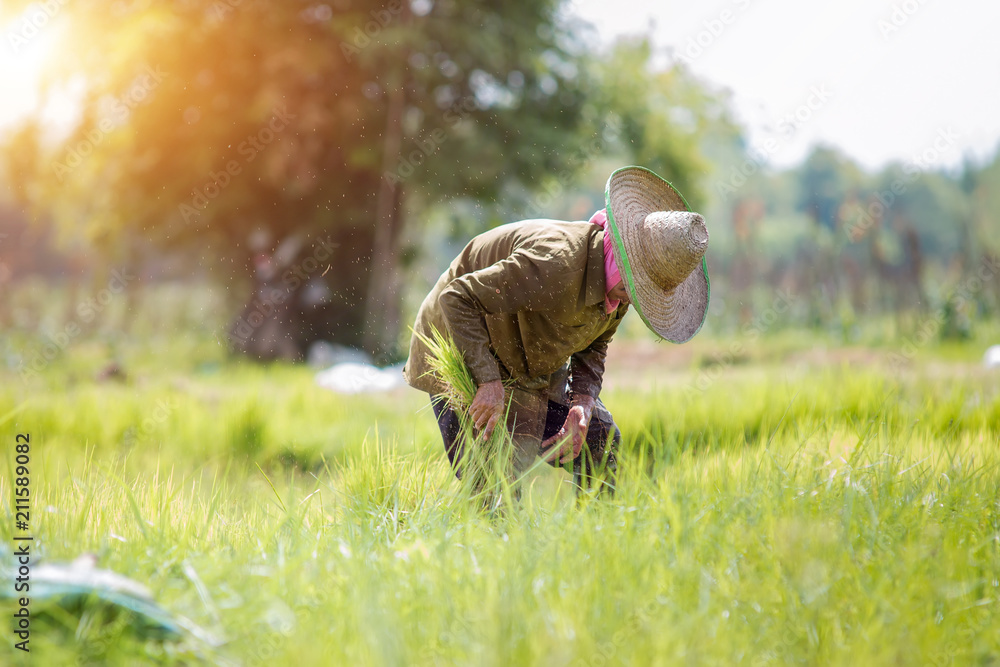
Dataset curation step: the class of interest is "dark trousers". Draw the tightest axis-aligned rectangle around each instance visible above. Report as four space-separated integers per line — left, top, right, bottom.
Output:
430 395 620 495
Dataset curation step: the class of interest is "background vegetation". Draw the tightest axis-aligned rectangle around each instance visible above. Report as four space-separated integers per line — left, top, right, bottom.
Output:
2 303 999 664
4 0 995 365
1 1 999 664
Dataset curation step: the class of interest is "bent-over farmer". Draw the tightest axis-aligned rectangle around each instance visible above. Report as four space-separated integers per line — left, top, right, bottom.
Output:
403 166 711 495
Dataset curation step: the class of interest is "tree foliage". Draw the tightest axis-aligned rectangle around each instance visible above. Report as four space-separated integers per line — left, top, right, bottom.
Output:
2 0 602 355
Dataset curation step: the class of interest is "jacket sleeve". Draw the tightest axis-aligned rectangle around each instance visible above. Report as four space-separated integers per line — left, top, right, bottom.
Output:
569 308 625 400
438 245 576 386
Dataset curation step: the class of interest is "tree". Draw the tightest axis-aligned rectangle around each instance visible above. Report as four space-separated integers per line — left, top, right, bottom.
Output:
796 146 863 232
584 40 732 209
2 0 595 359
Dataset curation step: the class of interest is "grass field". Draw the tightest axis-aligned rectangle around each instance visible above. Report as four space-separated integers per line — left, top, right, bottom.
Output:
2 321 1000 665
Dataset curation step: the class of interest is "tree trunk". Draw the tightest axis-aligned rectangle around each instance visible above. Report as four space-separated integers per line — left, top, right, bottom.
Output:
362 64 408 362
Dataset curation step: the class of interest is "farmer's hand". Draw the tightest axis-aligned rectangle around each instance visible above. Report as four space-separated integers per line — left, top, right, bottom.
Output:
470 380 505 438
542 395 595 464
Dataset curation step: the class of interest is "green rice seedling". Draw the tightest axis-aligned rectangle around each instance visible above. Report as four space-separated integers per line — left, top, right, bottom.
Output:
415 327 517 513
5 317 1000 665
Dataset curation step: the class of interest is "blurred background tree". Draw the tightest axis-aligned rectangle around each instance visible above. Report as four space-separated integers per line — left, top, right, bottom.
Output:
1 0 997 365
1 0 605 360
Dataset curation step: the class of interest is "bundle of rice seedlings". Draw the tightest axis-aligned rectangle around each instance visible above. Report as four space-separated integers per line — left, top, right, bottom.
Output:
415 327 515 513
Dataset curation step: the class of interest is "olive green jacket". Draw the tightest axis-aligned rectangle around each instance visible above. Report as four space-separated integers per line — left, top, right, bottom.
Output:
403 219 627 399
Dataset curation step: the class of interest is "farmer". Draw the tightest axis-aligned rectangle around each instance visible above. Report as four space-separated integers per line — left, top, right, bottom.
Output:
403 166 710 494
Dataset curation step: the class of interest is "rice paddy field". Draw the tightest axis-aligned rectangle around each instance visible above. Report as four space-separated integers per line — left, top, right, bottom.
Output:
2 309 1000 665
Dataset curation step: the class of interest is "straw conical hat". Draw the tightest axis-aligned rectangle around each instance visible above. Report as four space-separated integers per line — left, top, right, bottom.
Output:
604 166 710 343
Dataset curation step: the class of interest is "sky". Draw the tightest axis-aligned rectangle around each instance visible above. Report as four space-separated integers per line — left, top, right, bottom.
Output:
570 0 1000 170
2 0 999 172
0 10 78 135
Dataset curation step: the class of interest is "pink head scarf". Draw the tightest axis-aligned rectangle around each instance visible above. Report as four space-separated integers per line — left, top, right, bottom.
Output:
588 209 623 314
